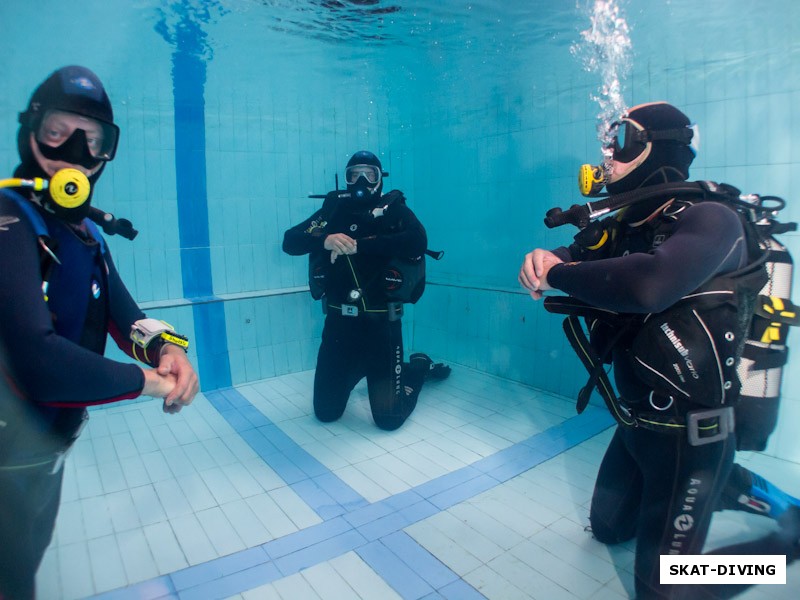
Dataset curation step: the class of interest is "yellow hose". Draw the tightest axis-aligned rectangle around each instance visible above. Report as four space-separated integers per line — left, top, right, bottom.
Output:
0 177 48 191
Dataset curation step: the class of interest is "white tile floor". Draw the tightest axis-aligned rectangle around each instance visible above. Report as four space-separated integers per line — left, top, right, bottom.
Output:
35 366 800 599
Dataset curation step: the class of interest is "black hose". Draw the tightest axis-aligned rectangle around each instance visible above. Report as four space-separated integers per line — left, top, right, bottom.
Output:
88 207 138 240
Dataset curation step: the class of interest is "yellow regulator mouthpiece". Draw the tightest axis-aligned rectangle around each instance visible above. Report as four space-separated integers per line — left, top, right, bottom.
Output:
48 168 91 209
579 163 607 197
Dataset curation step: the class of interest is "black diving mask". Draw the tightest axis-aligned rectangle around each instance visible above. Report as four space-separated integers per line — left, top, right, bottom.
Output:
26 109 119 167
606 118 695 163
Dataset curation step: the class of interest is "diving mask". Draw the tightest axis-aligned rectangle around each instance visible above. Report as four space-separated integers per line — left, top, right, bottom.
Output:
606 118 694 163
345 164 382 186
26 109 119 166
579 116 698 197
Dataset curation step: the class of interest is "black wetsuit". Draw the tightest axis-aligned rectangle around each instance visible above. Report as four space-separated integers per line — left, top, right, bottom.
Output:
0 190 155 599
283 190 429 430
548 199 798 599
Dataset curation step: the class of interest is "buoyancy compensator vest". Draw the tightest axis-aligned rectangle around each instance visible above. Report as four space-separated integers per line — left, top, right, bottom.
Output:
1 188 108 301
543 182 797 449
307 189 443 304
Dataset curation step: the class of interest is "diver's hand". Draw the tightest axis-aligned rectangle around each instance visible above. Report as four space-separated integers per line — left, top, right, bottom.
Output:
519 249 563 300
141 368 177 399
158 344 199 407
325 233 357 263
324 233 357 253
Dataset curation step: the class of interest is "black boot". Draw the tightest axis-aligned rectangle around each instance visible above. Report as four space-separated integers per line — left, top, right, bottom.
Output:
409 353 451 381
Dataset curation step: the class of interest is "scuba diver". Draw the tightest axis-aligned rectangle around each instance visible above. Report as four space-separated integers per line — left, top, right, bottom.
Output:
518 102 800 599
283 150 449 431
0 66 198 599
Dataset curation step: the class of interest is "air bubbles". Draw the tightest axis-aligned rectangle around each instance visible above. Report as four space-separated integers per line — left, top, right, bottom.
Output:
571 0 633 147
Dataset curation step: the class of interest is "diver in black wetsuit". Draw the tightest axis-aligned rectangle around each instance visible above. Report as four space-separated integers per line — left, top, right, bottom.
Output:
283 150 449 430
519 102 800 599
0 66 199 600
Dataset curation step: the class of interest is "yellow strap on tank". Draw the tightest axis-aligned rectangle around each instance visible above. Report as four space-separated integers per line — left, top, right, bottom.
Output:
586 229 609 251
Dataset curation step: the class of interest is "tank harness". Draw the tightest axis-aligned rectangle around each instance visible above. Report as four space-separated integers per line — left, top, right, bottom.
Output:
543 181 797 449
307 189 443 320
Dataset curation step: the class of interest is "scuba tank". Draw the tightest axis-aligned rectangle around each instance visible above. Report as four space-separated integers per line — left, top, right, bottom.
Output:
736 221 798 450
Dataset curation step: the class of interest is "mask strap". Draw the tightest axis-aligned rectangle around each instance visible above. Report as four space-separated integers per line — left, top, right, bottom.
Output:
631 127 694 145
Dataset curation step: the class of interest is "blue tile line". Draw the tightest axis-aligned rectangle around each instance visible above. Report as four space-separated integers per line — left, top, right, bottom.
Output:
205 388 369 516
379 531 462 590
90 389 614 600
437 579 490 600
356 539 439 599
157 5 232 391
